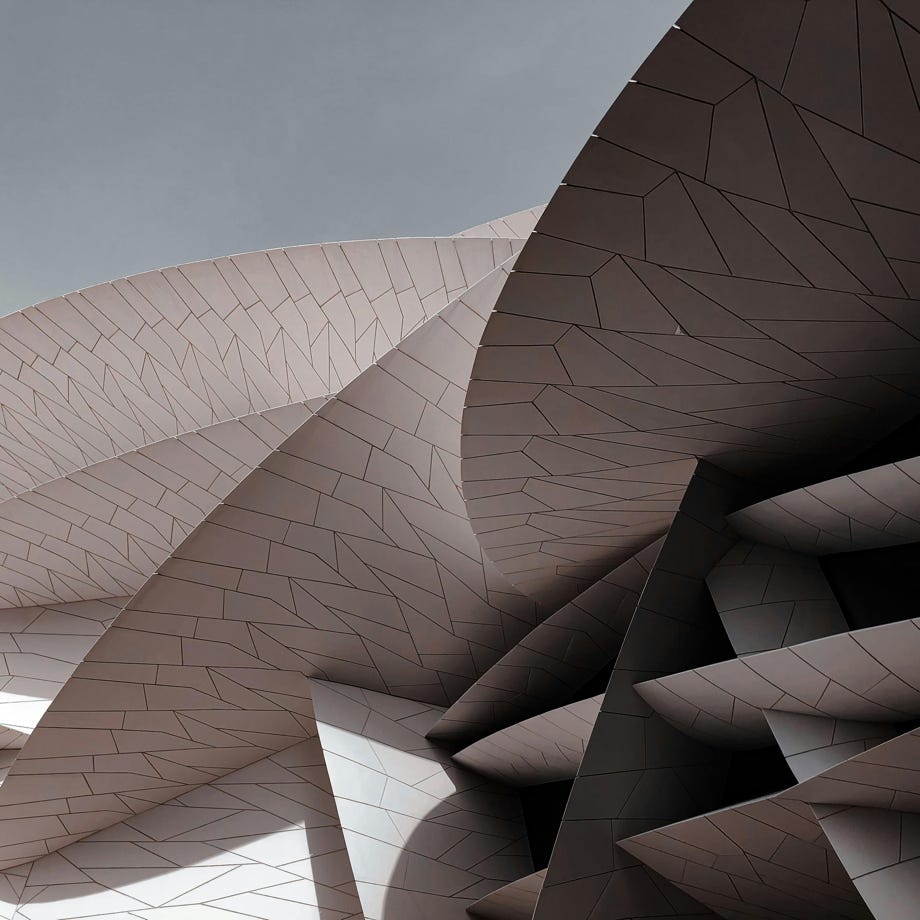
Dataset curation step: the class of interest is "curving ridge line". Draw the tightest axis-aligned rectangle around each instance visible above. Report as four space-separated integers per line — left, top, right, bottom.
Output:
729 456 920 555
0 253 542 869
0 235 534 618
619 712 920 919
634 616 920 750
452 694 602 786
455 205 546 240
0 236 518 502
618 791 871 919
0 399 324 609
428 536 663 743
460 1 920 608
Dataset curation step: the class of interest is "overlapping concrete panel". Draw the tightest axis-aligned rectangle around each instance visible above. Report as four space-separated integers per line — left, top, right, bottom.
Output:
635 617 920 750
0 736 364 919
0 257 540 869
453 694 602 786
1 1 920 917
429 537 661 743
0 401 321 608
620 795 871 920
461 0 920 606
468 869 546 920
311 679 531 920
818 805 920 920
730 457 920 555
0 236 512 502
533 462 739 920
0 597 126 753
706 541 848 655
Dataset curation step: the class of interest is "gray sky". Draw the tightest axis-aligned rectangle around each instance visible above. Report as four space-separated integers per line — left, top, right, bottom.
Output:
0 0 687 315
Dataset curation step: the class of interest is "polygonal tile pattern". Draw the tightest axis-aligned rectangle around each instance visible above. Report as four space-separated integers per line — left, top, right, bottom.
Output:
461 0 920 606
620 796 870 920
452 694 602 786
730 456 920 555
0 737 365 919
311 680 532 920
430 536 662 743
2 2 920 918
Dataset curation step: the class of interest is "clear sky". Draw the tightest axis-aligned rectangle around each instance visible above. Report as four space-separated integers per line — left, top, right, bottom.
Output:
0 0 687 315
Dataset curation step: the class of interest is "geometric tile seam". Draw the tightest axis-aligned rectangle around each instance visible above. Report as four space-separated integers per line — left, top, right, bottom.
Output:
0 597 129 755
0 734 368 920
0 212 542 914
525 449 920 920
532 460 920 920
0 233 527 503
633 615 920 751
428 535 664 744
467 868 547 920
451 693 604 786
729 454 920 555
705 539 850 658
617 792 874 920
10 1 920 918
0 399 325 610
543 698 920 919
533 458 743 920
460 0 920 607
0 671 541 920
617 718 920 920
0 251 549 870
0 233 530 610
311 679 533 920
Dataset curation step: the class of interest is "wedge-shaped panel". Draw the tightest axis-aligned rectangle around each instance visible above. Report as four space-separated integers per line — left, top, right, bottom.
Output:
468 869 546 920
765 710 899 783
730 457 920 555
534 462 741 920
620 796 871 920
0 260 538 869
461 0 920 607
0 236 515 502
635 617 920 749
0 597 127 753
453 695 602 786
707 540 848 656
0 736 364 919
311 679 532 920
819 805 920 920
430 537 661 743
0 401 321 608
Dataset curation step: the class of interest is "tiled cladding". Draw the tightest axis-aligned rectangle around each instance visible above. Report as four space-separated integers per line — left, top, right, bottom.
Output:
429 536 662 743
2 1 920 919
0 737 365 920
0 598 127 753
461 0 920 607
452 694 602 786
0 258 544 871
729 457 920 554
0 233 524 613
0 236 520 498
311 680 532 920
0 401 322 609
